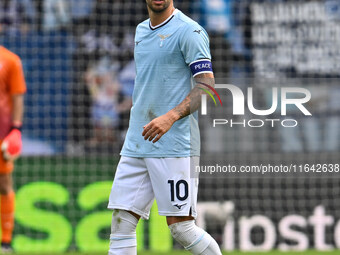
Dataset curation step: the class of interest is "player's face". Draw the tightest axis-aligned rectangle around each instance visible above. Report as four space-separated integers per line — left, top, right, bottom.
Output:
146 0 173 13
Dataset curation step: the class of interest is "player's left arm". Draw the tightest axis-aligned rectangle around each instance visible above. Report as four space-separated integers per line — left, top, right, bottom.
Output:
11 94 24 127
143 24 213 143
142 72 214 143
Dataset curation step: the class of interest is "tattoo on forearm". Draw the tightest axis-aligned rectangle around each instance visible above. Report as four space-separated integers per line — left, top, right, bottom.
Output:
172 74 215 120
172 86 204 120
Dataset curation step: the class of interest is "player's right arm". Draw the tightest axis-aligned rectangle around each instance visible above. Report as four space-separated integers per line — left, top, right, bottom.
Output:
1 54 26 161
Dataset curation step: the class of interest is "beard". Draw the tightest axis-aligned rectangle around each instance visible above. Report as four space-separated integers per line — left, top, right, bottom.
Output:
146 0 172 13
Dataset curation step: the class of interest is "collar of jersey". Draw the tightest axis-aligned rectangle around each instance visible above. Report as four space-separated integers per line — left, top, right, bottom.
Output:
149 9 179 30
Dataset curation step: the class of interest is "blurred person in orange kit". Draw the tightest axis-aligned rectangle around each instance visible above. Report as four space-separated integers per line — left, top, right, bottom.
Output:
0 46 26 253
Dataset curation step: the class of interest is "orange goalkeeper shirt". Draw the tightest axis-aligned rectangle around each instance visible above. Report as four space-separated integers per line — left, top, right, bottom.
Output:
0 46 26 139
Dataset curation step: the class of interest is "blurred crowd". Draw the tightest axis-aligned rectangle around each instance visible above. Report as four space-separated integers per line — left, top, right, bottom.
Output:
1 0 339 154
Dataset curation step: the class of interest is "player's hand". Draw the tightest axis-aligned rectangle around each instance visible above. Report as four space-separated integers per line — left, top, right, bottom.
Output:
142 111 179 143
1 129 22 161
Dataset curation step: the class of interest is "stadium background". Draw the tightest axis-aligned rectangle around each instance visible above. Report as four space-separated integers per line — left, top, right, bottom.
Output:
1 0 340 253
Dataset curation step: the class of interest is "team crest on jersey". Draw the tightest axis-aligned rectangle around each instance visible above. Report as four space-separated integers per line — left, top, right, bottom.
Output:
158 34 171 47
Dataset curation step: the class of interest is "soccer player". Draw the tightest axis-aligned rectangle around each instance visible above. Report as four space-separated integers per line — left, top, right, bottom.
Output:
0 46 26 253
108 1 221 254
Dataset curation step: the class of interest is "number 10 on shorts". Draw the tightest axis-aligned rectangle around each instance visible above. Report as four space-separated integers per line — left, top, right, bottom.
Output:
168 180 189 201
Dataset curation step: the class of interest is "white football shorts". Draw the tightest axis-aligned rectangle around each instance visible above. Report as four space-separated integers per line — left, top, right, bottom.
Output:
108 156 199 219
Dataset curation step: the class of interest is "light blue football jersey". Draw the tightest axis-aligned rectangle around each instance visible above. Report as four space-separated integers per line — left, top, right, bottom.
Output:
121 9 212 157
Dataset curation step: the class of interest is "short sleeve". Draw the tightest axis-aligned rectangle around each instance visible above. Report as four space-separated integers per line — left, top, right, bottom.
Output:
180 23 212 66
9 57 27 95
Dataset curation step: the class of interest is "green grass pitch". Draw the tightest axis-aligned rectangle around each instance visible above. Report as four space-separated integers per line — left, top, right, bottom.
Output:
15 251 340 255
137 252 340 255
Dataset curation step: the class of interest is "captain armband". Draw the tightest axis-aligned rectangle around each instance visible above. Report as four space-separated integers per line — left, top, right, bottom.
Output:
189 59 213 77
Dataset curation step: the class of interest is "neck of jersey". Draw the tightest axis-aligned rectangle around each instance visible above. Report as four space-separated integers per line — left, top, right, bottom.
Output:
149 8 178 30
